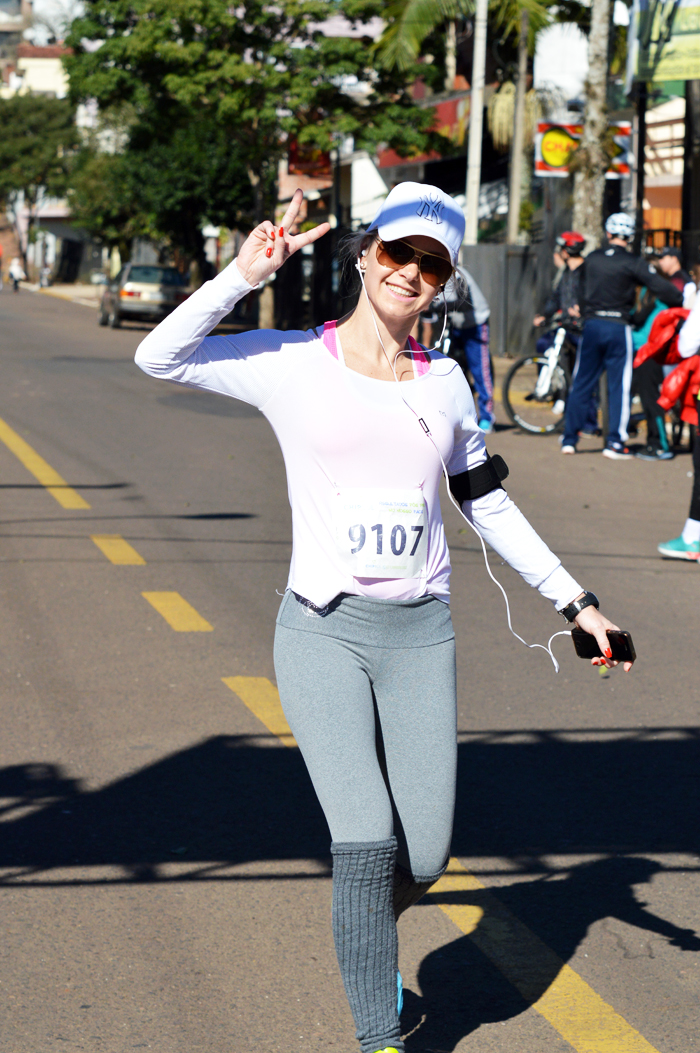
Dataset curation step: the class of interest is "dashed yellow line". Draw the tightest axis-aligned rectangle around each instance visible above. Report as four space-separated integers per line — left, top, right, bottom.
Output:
142 591 213 631
91 534 146 565
0 416 90 509
222 675 297 746
225 675 661 1053
431 860 660 1053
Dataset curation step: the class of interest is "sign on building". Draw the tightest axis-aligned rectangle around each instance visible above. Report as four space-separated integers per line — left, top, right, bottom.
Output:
627 0 700 83
535 122 632 177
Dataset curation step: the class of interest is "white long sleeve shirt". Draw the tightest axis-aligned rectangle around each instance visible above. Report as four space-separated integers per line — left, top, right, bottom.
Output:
678 294 700 358
134 260 582 610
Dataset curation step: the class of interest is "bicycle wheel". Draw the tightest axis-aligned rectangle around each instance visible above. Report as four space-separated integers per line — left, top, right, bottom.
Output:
502 355 570 434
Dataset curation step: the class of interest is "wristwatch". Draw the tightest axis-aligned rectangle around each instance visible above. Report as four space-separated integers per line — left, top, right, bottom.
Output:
559 591 599 622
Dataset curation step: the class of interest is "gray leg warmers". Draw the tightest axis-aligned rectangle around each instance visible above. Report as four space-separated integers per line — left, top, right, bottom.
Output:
392 860 447 920
332 838 403 1053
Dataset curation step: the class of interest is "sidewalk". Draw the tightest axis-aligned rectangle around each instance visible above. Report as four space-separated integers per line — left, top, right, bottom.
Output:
19 282 102 309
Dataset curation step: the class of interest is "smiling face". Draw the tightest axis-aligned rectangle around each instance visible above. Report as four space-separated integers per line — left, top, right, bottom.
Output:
361 234 452 323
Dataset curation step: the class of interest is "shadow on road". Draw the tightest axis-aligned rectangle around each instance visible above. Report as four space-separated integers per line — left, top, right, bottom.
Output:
1 728 699 1046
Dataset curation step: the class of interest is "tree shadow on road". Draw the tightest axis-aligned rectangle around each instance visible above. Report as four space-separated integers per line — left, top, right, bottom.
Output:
401 855 700 1052
1 727 699 1046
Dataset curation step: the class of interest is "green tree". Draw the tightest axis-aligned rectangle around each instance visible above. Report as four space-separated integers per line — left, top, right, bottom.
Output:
68 150 155 266
0 94 79 273
70 111 259 273
64 0 447 250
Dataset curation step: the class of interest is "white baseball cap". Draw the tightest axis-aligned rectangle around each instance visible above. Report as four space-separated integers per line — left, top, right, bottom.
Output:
366 181 465 265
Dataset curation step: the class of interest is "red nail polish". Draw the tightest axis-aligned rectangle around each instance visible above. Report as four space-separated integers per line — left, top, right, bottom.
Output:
279 227 284 237
270 231 275 239
265 247 273 258
605 648 612 659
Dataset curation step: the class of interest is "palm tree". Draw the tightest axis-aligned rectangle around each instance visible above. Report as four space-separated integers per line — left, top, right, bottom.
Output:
376 0 474 92
377 0 551 243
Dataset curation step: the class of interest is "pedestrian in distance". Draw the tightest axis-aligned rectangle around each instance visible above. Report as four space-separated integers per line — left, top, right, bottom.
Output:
561 213 683 459
658 287 700 560
534 231 599 435
134 183 634 1053
655 245 695 305
8 256 26 292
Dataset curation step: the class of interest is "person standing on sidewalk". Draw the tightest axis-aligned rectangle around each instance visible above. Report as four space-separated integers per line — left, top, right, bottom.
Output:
534 231 599 434
655 246 695 304
658 290 700 559
135 183 632 1053
561 214 683 459
8 256 25 293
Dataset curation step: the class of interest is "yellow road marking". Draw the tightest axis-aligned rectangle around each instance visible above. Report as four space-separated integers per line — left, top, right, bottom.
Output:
91 534 146 565
223 677 662 1053
0 416 90 509
431 859 661 1053
142 591 213 631
222 675 297 746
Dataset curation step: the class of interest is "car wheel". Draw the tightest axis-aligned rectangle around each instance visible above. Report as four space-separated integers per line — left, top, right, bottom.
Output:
108 307 121 328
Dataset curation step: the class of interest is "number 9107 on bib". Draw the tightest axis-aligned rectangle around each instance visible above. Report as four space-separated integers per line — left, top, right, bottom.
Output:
333 488 428 579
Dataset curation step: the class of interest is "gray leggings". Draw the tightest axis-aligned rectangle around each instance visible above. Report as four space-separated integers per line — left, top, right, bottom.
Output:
274 589 458 875
273 591 457 1053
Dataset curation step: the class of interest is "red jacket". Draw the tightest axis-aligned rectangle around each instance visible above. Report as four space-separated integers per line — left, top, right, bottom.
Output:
633 307 690 369
657 356 700 425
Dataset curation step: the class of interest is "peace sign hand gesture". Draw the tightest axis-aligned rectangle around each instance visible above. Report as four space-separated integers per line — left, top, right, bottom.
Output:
235 189 331 288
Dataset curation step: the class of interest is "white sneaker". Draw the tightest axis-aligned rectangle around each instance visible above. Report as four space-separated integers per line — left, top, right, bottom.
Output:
561 445 576 455
602 446 632 460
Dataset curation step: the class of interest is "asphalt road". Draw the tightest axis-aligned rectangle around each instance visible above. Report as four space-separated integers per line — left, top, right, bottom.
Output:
1 286 699 1053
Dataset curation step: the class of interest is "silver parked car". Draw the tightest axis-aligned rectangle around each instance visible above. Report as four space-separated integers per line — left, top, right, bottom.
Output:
98 264 190 327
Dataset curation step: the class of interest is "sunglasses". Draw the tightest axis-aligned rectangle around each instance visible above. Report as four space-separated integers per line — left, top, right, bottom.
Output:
375 239 453 288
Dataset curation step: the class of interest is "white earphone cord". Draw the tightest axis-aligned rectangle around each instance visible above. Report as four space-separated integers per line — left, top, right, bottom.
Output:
356 262 571 673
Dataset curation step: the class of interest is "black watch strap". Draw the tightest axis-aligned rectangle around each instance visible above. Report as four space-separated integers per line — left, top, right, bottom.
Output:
559 591 599 622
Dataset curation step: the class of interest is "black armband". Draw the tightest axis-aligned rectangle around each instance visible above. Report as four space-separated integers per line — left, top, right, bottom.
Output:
448 454 509 503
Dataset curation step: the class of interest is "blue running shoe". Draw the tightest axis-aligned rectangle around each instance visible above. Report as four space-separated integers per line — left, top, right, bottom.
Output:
397 971 403 1015
657 536 700 560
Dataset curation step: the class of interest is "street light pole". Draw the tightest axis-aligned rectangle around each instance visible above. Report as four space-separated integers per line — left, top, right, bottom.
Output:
464 0 488 245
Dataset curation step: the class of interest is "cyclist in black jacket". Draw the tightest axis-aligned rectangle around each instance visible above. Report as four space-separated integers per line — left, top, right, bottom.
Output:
561 213 683 459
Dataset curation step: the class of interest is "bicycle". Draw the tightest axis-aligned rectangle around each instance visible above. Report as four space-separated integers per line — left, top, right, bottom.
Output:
502 325 576 434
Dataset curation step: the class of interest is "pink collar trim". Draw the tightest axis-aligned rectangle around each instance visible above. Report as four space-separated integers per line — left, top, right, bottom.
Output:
321 320 430 376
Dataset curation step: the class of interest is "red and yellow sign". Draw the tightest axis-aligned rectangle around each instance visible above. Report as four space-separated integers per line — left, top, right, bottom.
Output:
535 121 632 178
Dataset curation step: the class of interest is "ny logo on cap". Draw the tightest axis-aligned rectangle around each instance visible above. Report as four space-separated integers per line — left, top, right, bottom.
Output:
416 194 444 225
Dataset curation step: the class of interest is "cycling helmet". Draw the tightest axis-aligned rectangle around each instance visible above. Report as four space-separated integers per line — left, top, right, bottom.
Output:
556 231 586 255
605 213 635 239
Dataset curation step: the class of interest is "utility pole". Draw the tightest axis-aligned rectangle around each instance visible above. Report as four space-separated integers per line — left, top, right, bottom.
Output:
507 9 529 244
682 80 700 265
464 0 488 245
633 81 647 256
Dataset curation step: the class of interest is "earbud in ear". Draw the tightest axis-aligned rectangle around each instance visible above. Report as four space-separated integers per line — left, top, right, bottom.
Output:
361 249 368 257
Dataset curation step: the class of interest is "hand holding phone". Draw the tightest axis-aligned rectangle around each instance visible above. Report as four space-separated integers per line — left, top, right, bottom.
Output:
571 628 636 663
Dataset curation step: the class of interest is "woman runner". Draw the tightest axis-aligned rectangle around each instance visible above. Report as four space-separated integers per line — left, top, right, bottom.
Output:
135 183 633 1053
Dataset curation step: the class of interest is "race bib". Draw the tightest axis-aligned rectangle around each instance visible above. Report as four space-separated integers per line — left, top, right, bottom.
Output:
333 488 428 578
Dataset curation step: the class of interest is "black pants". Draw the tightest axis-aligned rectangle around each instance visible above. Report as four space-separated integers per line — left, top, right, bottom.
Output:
632 357 664 444
690 421 700 521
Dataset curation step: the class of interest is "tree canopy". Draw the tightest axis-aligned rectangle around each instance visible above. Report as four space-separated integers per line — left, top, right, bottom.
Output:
0 94 79 268
65 0 448 259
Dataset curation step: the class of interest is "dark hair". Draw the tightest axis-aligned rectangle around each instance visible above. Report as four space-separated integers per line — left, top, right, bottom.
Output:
338 229 376 290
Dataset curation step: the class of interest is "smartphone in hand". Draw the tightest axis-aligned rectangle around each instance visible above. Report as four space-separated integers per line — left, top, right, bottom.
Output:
571 628 636 663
